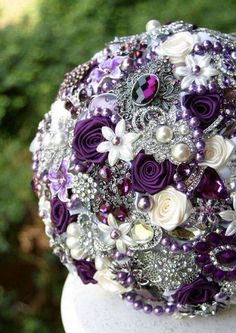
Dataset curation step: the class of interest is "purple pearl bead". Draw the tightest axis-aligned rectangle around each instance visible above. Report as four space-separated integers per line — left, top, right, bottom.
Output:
111 113 121 124
137 195 153 212
196 85 207 95
195 253 210 265
202 40 212 50
94 107 102 116
195 152 205 162
193 128 203 139
195 140 206 151
101 108 112 117
182 243 193 252
126 292 136 303
143 304 153 314
114 251 125 261
176 182 187 193
208 82 217 93
126 275 135 285
213 41 222 53
195 241 211 253
171 243 180 252
202 263 215 276
213 269 225 282
154 306 164 315
165 305 176 314
161 237 171 247
223 76 231 87
117 271 127 282
173 174 181 182
102 81 113 92
188 83 197 93
133 300 143 310
182 109 191 120
194 44 204 55
227 269 236 281
189 116 200 128
191 65 201 75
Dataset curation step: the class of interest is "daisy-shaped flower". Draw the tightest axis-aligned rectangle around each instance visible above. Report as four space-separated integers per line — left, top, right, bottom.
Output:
48 159 73 202
175 54 218 89
96 119 140 166
98 213 136 253
219 194 236 236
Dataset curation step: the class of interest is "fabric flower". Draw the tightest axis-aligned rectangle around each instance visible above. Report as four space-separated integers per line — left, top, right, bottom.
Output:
131 151 176 195
173 276 220 305
48 159 73 202
149 186 192 231
96 119 139 166
74 259 97 285
50 197 76 234
175 54 218 89
200 135 234 170
72 116 114 164
90 56 125 92
219 194 236 236
94 269 130 294
182 91 221 129
156 31 199 64
98 213 136 253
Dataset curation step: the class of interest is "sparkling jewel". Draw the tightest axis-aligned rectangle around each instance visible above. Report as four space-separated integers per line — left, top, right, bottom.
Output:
171 143 191 162
131 222 154 243
195 167 227 200
155 125 173 143
216 249 236 267
132 74 159 105
118 178 132 196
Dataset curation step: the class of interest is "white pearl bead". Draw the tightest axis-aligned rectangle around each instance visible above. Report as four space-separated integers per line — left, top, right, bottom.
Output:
179 124 190 136
156 126 173 143
146 20 161 33
71 248 84 260
171 143 191 162
67 222 80 236
66 237 80 249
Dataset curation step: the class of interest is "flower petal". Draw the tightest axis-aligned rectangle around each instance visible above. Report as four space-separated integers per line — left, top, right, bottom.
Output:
175 66 190 77
102 126 115 141
124 132 140 144
107 214 118 228
122 235 136 247
181 75 194 89
119 223 132 235
226 221 236 236
98 223 110 233
108 149 120 166
219 210 235 222
119 145 133 162
115 119 126 137
96 141 112 153
116 239 127 253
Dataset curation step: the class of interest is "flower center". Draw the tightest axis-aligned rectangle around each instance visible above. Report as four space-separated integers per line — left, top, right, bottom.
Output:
191 65 201 76
112 136 122 146
110 228 121 240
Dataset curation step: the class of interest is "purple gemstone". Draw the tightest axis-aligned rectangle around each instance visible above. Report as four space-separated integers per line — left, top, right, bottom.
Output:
216 249 236 267
207 232 222 246
195 167 228 200
132 74 159 105
227 269 236 281
202 263 215 276
195 253 210 266
117 178 132 196
195 241 211 253
213 268 225 282
113 206 127 221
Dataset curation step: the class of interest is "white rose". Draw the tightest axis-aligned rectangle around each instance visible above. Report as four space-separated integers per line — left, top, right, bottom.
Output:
200 135 235 170
94 269 131 294
156 32 199 64
149 186 192 231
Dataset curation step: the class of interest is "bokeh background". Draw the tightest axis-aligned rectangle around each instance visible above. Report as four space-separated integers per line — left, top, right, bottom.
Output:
0 0 236 332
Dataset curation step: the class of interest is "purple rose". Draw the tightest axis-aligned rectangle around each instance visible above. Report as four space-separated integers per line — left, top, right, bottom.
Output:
75 260 97 284
50 197 76 234
131 151 176 195
182 92 221 129
72 116 113 164
173 276 220 305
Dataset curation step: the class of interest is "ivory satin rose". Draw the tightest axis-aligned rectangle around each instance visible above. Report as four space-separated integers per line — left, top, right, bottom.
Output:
156 31 199 64
200 135 235 170
149 186 192 231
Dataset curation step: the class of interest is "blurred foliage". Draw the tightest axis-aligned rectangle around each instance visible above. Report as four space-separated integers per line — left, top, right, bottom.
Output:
0 0 236 332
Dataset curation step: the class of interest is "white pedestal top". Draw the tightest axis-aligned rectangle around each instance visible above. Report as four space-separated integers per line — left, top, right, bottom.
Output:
61 273 236 333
